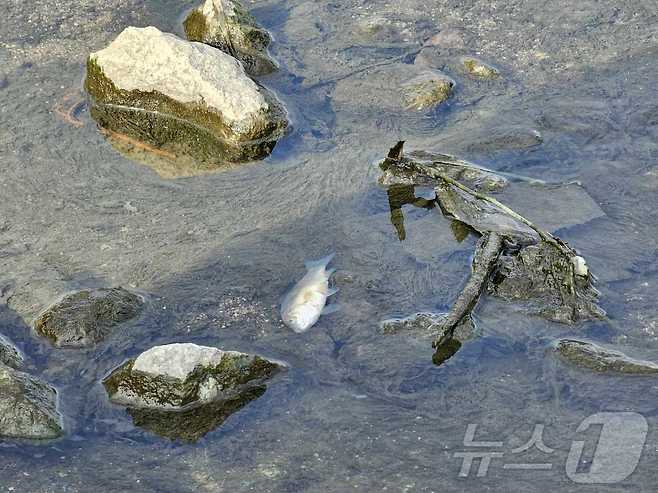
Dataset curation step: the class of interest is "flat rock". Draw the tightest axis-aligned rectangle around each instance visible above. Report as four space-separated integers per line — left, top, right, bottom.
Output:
0 334 24 369
553 339 658 374
103 343 280 410
0 365 63 439
34 287 143 348
85 26 288 167
184 0 277 76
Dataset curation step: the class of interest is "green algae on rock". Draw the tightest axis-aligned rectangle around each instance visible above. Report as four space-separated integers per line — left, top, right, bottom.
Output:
103 343 280 410
0 334 24 369
461 56 500 79
34 287 143 348
85 27 288 169
127 385 266 442
553 339 658 374
0 365 63 439
184 0 278 76
400 70 455 111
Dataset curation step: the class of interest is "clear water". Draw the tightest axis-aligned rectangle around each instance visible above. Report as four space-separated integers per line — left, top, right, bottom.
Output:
1 0 657 491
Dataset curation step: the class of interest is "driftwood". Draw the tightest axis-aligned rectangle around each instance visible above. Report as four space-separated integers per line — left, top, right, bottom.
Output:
380 141 605 349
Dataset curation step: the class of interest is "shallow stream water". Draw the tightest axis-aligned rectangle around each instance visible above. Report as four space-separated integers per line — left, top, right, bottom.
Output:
1 0 658 491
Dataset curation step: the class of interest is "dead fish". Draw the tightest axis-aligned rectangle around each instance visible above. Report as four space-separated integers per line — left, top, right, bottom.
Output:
281 254 338 333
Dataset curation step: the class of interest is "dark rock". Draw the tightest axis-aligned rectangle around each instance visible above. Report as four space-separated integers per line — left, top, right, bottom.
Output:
34 287 143 348
127 385 266 441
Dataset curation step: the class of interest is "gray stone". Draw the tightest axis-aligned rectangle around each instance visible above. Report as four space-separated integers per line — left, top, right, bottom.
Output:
0 365 63 439
103 343 280 410
184 0 278 76
34 287 143 348
553 339 658 374
0 334 23 369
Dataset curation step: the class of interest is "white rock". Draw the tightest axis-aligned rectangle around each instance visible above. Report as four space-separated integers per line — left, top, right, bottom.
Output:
133 343 239 380
89 26 268 131
201 0 238 26
571 255 589 277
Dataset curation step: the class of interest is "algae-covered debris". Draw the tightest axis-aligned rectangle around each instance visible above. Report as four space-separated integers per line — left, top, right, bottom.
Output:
379 141 605 348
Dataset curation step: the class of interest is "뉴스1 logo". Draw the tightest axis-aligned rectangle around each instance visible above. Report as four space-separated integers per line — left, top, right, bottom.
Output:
454 412 647 483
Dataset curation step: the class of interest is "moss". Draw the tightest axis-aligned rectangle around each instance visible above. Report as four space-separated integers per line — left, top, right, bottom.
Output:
401 77 454 111
462 57 500 79
127 385 266 442
85 58 286 165
182 1 276 76
103 353 280 409
34 288 143 348
182 8 209 41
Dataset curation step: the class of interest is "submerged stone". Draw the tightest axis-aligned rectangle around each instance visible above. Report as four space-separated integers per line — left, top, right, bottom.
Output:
103 343 280 410
34 287 143 348
127 385 266 442
461 57 500 79
0 334 24 369
381 312 477 343
400 70 455 111
553 339 658 374
184 0 278 76
0 365 63 439
85 26 288 168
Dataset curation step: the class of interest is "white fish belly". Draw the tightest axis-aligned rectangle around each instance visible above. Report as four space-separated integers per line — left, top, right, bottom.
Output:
281 272 330 333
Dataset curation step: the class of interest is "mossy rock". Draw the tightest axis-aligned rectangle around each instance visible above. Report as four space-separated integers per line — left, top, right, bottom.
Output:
0 334 23 369
34 287 143 348
0 365 63 439
85 27 288 170
127 385 266 442
184 0 278 76
461 57 500 79
553 339 658 374
103 343 280 409
400 70 455 111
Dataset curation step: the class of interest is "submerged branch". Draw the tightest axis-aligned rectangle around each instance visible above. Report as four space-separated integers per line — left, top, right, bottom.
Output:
430 232 503 348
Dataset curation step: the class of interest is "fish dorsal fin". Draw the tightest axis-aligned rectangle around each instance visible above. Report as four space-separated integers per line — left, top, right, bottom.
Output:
305 253 335 271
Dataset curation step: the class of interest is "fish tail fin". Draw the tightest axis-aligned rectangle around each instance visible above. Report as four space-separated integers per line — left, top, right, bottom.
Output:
305 253 335 271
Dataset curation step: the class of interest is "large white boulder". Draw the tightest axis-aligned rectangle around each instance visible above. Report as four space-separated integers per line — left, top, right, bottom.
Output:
85 26 287 168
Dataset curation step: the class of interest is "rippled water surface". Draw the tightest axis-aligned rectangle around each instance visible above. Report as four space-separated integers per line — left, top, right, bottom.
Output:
1 0 658 491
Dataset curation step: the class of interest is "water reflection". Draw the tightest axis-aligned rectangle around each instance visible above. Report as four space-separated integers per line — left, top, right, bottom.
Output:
126 385 266 442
